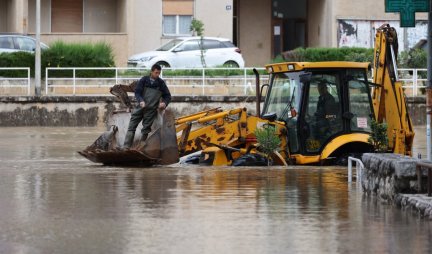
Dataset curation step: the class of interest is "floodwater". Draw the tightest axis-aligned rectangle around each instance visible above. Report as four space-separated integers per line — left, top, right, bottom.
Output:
0 127 431 254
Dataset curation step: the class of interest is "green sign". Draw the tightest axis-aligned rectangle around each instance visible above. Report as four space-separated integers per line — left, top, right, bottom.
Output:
385 0 429 27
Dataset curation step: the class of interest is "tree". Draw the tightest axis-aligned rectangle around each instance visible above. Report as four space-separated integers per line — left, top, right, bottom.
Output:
254 125 281 166
190 18 206 68
367 119 388 152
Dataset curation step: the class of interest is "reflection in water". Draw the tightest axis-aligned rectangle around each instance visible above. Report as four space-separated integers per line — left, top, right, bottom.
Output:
0 127 430 254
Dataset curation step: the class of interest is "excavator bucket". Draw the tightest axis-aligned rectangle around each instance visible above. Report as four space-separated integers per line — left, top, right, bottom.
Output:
78 109 179 166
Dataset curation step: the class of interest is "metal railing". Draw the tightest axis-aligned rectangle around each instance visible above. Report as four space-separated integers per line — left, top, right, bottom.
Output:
44 67 267 96
0 67 31 95
398 68 427 96
347 156 364 184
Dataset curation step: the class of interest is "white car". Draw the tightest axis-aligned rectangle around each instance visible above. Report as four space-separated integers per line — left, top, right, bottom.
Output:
128 37 245 68
0 34 49 53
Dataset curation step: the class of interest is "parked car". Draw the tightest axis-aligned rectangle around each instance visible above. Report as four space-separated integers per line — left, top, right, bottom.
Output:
128 37 245 68
0 34 49 53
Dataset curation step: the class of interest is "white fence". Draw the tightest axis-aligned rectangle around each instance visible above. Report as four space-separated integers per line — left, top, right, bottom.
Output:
44 67 268 96
0 67 31 95
0 67 428 96
399 68 427 96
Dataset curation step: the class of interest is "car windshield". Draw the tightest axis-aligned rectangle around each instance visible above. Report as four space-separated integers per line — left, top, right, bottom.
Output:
156 39 183 51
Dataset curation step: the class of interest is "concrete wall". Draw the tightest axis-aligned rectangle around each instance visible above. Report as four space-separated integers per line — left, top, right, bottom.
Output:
128 0 163 58
308 0 332 48
0 0 9 32
0 96 426 127
195 0 233 40
0 96 259 127
238 0 271 67
332 0 428 48
84 0 118 33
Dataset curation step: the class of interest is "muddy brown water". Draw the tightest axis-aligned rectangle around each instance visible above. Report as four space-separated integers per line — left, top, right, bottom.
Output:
0 127 430 254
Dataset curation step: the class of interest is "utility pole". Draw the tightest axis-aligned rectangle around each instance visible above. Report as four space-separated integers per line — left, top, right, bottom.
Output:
35 0 41 96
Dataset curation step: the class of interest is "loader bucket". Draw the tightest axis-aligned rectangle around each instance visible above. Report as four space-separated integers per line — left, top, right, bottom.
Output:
78 109 179 166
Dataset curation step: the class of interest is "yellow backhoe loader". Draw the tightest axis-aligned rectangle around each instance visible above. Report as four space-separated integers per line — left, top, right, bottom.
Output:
79 24 414 166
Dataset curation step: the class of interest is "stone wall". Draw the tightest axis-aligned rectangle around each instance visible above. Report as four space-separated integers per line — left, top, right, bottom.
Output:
0 96 259 127
0 95 426 127
361 153 432 218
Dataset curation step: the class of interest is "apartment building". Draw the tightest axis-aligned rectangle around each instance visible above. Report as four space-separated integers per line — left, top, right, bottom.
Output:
0 0 428 67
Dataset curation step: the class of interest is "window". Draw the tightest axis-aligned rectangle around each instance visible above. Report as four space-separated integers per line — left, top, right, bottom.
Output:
28 0 124 33
51 0 83 32
0 37 14 49
162 0 194 36
203 40 225 50
347 69 372 132
15 37 35 51
163 15 192 35
177 40 200 51
304 73 342 152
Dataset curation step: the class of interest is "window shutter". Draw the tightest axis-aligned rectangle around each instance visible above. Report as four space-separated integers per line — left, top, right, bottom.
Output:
52 0 83 32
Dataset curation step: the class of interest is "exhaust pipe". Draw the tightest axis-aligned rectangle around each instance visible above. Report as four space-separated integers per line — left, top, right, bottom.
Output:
253 68 260 117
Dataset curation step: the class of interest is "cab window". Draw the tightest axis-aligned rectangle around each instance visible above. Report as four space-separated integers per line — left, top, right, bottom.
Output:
347 69 372 132
304 73 343 153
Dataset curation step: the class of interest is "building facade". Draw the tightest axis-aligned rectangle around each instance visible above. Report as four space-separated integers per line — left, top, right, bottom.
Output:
0 0 428 67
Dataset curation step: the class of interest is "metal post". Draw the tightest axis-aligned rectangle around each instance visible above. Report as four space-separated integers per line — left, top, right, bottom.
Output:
348 160 353 183
202 68 205 95
35 0 41 96
73 68 76 95
427 1 432 160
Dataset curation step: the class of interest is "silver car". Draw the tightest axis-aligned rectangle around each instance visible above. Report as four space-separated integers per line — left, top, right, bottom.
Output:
0 34 49 53
128 37 245 68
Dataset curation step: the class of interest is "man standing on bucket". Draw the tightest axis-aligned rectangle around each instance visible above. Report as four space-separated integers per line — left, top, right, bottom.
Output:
123 64 172 149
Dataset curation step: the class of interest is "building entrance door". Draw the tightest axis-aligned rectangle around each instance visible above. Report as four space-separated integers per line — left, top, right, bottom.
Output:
272 18 283 58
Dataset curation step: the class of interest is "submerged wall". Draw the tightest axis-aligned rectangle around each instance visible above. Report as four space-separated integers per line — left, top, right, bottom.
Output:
361 153 432 218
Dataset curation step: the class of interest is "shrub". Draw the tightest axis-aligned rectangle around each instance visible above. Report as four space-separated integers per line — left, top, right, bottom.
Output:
254 125 281 165
278 47 374 65
43 41 115 77
398 48 427 69
367 119 388 152
0 51 34 77
0 41 115 78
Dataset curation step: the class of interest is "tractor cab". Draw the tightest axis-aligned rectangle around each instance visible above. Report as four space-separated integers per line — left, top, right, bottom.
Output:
262 62 375 158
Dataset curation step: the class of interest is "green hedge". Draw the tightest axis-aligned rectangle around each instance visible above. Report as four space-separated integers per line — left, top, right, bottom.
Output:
276 46 427 69
0 41 115 78
277 47 374 64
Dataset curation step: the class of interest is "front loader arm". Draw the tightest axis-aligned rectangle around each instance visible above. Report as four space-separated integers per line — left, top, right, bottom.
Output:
176 108 251 157
175 107 288 164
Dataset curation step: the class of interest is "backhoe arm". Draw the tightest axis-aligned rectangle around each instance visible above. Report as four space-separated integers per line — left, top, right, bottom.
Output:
372 24 414 155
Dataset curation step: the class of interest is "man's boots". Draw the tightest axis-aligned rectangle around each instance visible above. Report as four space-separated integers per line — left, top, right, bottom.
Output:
123 131 135 149
138 134 148 147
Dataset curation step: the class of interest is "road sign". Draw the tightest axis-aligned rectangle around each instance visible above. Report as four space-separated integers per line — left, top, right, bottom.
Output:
385 0 429 27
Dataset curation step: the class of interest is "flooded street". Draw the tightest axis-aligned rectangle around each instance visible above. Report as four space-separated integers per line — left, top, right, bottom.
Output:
0 127 431 254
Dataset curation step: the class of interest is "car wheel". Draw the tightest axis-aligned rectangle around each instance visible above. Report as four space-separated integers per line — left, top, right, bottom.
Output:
155 61 170 68
223 61 239 68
